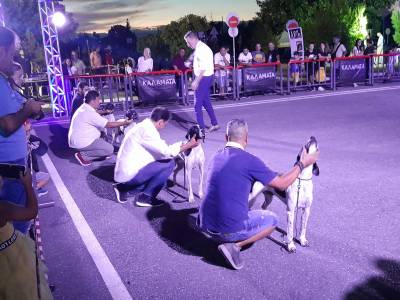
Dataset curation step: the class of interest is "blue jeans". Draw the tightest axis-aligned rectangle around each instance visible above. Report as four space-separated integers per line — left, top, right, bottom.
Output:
118 160 175 198
0 158 31 234
201 210 278 243
195 75 218 129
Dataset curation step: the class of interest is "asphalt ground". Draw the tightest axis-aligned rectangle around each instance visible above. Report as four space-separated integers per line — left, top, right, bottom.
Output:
33 85 400 300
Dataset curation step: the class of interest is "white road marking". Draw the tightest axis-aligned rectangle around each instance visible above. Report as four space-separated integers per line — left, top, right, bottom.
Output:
38 149 132 300
34 85 400 127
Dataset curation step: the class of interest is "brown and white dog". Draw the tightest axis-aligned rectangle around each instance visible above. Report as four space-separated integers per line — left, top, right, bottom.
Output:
249 136 320 252
173 125 205 202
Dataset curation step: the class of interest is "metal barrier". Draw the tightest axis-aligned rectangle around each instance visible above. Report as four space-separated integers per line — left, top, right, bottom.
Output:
237 62 283 98
371 53 400 83
287 58 332 93
333 55 373 90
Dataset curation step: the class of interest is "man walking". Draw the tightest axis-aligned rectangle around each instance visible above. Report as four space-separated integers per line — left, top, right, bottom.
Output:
184 31 219 133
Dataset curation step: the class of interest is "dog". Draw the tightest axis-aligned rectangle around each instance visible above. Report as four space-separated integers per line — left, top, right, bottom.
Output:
104 107 138 145
249 136 319 253
173 125 206 203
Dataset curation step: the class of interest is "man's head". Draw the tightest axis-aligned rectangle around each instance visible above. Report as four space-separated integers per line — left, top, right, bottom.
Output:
77 81 88 95
219 47 227 56
309 43 315 51
178 47 185 58
268 42 275 51
333 36 340 44
184 31 199 50
143 47 151 58
71 50 78 60
226 119 248 147
255 43 262 51
12 62 24 86
0 27 18 75
243 48 249 55
84 90 101 109
366 39 373 46
150 106 171 130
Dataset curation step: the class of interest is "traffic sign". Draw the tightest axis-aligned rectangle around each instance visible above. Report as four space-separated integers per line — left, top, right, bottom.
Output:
228 27 238 38
226 12 240 28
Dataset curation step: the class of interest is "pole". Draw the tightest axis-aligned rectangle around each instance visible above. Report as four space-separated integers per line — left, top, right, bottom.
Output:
0 2 5 26
232 35 236 100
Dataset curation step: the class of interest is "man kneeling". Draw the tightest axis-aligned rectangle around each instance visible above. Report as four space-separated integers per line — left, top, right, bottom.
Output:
198 119 319 269
113 107 199 206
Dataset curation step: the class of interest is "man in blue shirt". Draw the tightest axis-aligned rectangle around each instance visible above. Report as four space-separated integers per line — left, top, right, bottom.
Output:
199 119 319 269
0 27 43 233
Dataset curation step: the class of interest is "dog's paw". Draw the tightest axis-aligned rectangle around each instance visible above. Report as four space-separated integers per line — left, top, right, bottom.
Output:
287 242 296 253
188 195 195 203
300 238 310 247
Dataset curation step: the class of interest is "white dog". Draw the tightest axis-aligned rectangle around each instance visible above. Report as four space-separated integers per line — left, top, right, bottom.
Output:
102 108 138 145
173 125 205 203
249 136 319 253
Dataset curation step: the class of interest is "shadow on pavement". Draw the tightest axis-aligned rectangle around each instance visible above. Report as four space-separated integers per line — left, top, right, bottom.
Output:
146 204 226 268
48 124 77 164
344 258 400 300
86 164 116 201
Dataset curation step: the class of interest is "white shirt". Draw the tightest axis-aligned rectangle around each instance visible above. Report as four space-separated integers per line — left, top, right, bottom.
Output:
333 44 347 58
214 52 231 76
114 118 182 183
137 56 153 72
226 141 244 150
68 103 108 149
238 52 253 64
193 41 214 77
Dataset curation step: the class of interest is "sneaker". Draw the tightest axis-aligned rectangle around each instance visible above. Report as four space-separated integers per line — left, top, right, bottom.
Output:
208 125 220 133
318 86 325 91
218 243 244 270
353 83 358 88
37 188 48 197
75 152 91 166
135 193 165 207
113 184 128 203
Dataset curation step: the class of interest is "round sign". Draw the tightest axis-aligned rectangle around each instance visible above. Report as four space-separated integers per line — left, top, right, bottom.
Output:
228 27 238 38
226 12 240 28
286 19 299 30
385 28 391 35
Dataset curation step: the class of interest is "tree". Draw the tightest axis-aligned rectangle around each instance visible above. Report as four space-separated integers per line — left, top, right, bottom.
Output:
392 10 400 44
106 22 137 62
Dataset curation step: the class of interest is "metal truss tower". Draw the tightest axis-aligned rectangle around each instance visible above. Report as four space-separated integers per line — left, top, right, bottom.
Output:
38 0 67 118
0 2 5 26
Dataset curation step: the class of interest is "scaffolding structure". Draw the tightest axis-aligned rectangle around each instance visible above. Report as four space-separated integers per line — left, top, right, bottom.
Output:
38 0 67 118
0 2 5 26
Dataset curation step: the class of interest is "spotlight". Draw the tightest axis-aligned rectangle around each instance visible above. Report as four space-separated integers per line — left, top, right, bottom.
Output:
52 11 66 28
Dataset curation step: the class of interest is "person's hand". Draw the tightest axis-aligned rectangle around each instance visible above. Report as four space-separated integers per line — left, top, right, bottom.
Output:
191 79 199 91
300 148 320 168
123 119 133 126
20 169 32 187
24 99 43 115
187 137 200 148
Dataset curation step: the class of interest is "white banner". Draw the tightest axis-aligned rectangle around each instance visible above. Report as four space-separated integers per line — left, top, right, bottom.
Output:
286 20 304 59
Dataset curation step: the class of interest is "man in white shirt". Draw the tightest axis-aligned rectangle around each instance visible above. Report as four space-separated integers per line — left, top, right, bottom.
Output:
184 31 219 133
332 37 347 58
214 47 231 96
237 48 253 88
137 48 153 73
113 107 199 206
68 90 131 166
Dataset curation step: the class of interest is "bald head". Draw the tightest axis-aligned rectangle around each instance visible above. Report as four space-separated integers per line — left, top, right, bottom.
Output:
226 119 248 145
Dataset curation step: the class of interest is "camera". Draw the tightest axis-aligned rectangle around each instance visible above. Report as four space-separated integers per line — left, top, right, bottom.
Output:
98 103 115 115
24 98 45 121
125 108 138 121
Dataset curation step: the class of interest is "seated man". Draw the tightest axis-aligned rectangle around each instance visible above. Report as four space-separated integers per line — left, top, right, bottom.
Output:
198 119 319 270
214 47 231 96
68 90 131 166
113 107 199 206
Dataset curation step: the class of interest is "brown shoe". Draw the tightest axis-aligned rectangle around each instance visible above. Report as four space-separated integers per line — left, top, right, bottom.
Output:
74 152 91 166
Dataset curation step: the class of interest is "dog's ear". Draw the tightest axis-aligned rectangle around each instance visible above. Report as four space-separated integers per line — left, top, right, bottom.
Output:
312 163 320 176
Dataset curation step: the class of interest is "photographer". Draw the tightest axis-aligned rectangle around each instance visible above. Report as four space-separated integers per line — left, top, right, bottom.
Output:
0 26 43 234
68 90 132 166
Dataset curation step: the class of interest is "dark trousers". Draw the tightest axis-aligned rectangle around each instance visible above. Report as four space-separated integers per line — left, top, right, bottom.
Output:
195 75 218 129
118 160 175 198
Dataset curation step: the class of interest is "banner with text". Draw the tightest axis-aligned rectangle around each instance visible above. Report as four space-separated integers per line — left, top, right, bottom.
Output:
338 59 367 82
136 74 177 103
286 20 304 59
242 66 277 92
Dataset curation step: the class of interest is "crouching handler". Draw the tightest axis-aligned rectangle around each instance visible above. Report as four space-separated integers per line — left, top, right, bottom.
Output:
198 119 319 270
113 107 199 207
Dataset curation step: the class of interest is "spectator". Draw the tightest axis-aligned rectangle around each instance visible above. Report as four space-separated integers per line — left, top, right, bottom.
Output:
11 62 24 87
71 50 86 75
290 51 301 88
364 39 376 83
238 48 252 66
104 45 114 66
214 47 231 96
184 31 219 132
305 43 318 84
0 26 43 234
70 81 89 118
316 42 330 89
68 90 132 166
331 36 347 59
172 47 188 99
198 119 319 269
0 173 53 299
266 42 280 63
113 107 199 205
62 58 73 76
252 43 266 63
137 48 153 73
351 39 364 56
124 57 136 74
90 47 102 74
